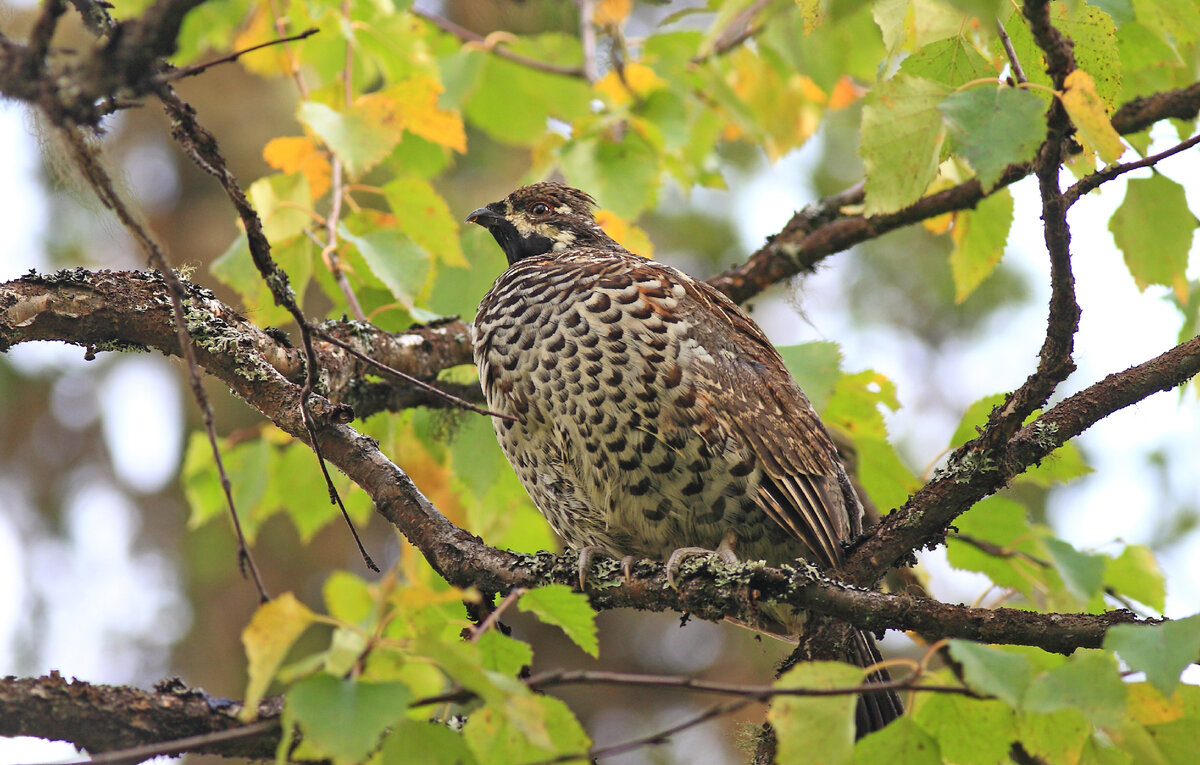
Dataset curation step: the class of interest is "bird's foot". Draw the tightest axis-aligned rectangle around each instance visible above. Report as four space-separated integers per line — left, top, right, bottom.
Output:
577 549 643 590
620 555 637 584
665 530 739 589
575 545 610 591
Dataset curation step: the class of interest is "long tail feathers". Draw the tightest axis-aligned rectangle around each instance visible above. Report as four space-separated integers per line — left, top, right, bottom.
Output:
849 630 904 738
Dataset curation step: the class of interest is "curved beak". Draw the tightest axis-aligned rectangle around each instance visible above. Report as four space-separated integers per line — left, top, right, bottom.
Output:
466 206 502 227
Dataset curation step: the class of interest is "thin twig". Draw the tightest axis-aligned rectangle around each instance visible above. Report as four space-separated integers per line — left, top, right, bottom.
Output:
692 0 774 64
157 87 378 573
316 6 367 321
409 666 972 709
995 16 1028 84
952 534 1050 568
161 27 318 82
469 587 524 641
57 126 270 601
310 327 517 421
413 8 586 78
1064 131 1200 204
266 0 310 98
543 699 756 764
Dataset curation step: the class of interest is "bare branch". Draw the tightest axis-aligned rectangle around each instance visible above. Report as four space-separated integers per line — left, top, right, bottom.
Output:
996 17 1028 84
849 332 1200 581
412 8 586 78
2 271 1183 654
706 82 1200 305
162 27 319 82
1065 131 1200 204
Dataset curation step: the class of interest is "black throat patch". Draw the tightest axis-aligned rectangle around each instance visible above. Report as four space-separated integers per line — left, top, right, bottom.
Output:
485 219 556 265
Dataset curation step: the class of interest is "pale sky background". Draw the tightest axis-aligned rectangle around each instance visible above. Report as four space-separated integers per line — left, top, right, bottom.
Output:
0 24 1199 763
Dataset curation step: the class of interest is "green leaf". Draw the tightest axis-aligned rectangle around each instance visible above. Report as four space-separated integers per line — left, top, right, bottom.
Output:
853 715 941 764
779 341 844 412
297 101 400 179
476 629 534 675
861 76 951 215
1080 735 1134 765
823 369 901 442
949 393 1006 448
1018 708 1090 763
1103 614 1200 695
519 584 599 658
1017 441 1093 487
247 172 312 243
946 498 1046 598
285 675 411 763
1024 651 1127 727
449 406 511 499
854 434 922 514
1134 0 1200 44
210 233 312 327
463 34 591 146
1103 544 1166 612
947 641 1033 707
324 627 369 677
1109 174 1198 293
341 226 432 308
383 177 467 267
559 131 661 218
323 570 375 625
183 434 271 536
1057 4 1122 108
940 87 1046 191
462 696 590 765
899 36 997 88
1043 537 1106 602
242 593 316 720
948 187 1015 302
770 661 861 765
914 694 1017 765
379 720 479 765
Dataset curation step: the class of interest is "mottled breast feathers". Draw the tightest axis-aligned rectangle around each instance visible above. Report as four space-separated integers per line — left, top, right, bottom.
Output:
469 183 862 571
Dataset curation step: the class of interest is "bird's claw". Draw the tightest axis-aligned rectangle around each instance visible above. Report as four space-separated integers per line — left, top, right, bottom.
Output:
665 531 740 589
576 545 610 591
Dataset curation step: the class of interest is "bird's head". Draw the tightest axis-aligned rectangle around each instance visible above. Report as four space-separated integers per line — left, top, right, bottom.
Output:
467 182 618 265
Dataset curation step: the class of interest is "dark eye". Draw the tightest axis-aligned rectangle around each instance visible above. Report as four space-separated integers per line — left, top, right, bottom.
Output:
530 202 551 216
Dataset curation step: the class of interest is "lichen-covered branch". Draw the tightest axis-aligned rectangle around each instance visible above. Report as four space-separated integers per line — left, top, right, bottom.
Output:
0 271 1175 653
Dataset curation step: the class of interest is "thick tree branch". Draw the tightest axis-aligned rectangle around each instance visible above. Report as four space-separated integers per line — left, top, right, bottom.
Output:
706 81 1200 305
848 332 1200 580
979 0 1080 444
0 271 1174 654
0 673 280 759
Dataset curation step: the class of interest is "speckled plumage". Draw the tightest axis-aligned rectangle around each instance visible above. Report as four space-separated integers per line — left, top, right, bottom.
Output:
469 182 901 734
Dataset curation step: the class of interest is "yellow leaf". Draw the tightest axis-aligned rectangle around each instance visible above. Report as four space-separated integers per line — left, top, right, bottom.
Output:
263 137 332 200
241 592 315 721
924 210 955 235
595 209 654 258
1126 683 1184 726
232 5 290 78
355 92 408 141
594 63 667 107
1172 273 1190 305
380 76 467 153
1060 70 1125 164
829 76 864 110
798 76 827 105
594 0 632 25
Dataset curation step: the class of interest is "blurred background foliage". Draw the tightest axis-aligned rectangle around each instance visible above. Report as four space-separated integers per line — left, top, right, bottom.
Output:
1 0 1199 762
